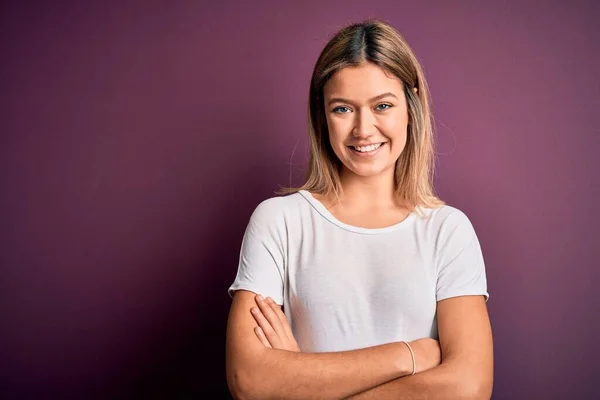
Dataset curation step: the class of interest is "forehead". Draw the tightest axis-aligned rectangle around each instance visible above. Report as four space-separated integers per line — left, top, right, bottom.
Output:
324 63 403 98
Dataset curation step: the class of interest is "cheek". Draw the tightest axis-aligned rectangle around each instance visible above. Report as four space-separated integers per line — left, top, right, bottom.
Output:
384 118 408 142
390 132 408 154
329 131 345 146
326 122 346 148
392 134 408 153
385 112 408 130
328 133 348 161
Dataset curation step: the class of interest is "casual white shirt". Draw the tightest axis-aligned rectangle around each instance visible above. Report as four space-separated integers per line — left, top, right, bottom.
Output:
228 190 489 352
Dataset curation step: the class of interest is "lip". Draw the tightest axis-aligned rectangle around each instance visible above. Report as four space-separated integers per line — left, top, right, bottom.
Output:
352 142 383 146
347 142 386 157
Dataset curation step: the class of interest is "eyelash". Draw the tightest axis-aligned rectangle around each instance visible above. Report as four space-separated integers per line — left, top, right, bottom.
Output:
332 103 393 113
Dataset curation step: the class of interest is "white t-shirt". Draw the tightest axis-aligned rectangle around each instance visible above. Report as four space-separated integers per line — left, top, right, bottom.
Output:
228 190 489 353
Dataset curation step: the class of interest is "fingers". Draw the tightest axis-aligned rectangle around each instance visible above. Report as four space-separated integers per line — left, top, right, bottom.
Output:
251 306 280 347
251 295 301 352
265 297 294 339
254 326 272 348
254 295 286 337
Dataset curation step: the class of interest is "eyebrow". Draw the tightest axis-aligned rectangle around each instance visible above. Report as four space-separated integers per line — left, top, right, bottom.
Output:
327 92 398 106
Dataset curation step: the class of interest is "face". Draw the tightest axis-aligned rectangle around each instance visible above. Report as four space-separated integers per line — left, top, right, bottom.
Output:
323 63 409 180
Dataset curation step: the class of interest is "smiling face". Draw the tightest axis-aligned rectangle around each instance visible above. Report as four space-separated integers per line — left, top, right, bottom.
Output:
323 62 409 180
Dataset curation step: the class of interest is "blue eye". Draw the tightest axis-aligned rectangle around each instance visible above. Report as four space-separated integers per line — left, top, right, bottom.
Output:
333 106 350 113
332 104 391 113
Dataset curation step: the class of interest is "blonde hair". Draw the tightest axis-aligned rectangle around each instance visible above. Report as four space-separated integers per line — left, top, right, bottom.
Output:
279 19 444 211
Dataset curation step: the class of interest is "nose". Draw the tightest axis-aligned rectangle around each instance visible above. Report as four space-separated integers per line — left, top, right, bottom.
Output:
352 107 376 138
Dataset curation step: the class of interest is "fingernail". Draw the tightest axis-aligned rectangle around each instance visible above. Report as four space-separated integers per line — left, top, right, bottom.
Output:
251 307 259 314
257 295 263 301
266 297 273 303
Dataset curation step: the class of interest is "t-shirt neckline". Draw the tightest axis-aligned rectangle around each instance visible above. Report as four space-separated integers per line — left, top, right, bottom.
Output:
298 190 416 235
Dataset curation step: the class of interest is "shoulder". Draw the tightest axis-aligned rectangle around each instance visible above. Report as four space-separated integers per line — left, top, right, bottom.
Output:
427 204 472 227
251 192 305 216
417 204 478 243
248 192 305 227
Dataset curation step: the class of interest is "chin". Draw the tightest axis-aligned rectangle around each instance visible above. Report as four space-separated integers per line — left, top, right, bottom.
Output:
347 164 391 178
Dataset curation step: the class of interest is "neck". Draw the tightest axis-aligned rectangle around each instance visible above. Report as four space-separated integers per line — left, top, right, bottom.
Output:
337 166 399 208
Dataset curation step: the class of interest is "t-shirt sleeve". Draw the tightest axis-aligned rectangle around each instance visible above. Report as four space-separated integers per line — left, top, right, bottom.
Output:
436 209 489 303
227 198 286 304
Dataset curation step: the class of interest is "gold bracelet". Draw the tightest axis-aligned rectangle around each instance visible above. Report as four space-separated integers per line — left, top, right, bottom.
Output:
402 341 416 375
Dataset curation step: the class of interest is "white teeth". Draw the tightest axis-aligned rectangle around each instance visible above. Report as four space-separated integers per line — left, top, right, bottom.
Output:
354 143 382 153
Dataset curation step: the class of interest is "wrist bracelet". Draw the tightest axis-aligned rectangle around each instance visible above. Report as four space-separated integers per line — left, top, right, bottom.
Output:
402 341 416 375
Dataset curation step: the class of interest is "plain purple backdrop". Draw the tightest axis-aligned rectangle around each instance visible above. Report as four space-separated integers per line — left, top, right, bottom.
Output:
1 1 599 398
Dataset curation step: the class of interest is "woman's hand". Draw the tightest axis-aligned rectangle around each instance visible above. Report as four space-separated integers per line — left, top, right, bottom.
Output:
251 294 300 352
407 338 442 373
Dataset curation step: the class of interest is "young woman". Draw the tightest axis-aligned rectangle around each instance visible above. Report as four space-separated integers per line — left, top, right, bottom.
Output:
226 19 493 400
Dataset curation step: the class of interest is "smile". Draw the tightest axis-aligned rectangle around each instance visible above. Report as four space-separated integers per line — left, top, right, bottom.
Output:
348 142 386 156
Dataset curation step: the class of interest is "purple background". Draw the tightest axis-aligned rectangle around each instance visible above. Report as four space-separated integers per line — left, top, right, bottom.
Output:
2 1 599 398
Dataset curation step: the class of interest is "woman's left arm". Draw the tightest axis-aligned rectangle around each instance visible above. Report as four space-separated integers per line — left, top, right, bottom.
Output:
347 294 494 400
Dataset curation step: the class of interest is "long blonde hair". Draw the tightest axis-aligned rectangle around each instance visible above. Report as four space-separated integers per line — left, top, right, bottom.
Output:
279 19 444 211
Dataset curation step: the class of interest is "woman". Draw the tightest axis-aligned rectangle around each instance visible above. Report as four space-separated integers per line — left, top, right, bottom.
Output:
226 19 493 400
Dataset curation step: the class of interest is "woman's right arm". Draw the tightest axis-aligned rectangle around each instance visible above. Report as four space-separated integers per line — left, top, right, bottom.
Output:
226 289 431 400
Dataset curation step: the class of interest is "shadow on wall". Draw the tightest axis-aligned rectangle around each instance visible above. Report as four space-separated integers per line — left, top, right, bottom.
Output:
123 134 287 399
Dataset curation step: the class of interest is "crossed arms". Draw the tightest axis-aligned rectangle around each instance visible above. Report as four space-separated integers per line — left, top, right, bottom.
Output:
225 290 493 400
